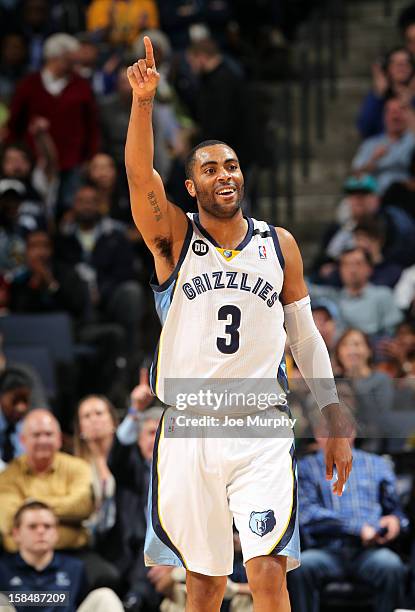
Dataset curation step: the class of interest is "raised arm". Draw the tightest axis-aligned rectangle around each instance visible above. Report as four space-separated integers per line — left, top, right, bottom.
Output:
277 228 353 496
125 36 188 283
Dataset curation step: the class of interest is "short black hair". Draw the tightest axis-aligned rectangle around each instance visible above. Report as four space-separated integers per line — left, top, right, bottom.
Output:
0 368 32 394
13 501 57 528
184 139 233 179
0 142 34 173
339 246 373 267
353 218 386 244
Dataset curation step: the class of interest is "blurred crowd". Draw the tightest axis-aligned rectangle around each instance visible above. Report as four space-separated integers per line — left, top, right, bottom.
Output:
1 1 415 611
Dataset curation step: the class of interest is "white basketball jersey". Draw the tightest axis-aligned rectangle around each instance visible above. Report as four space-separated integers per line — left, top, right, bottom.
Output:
150 213 288 413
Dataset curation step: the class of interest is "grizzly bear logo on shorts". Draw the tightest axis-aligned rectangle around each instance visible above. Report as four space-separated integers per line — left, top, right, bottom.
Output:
249 510 276 537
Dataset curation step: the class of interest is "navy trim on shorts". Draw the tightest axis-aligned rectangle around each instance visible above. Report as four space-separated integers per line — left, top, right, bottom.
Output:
150 217 193 293
151 414 186 566
149 339 160 395
270 444 297 556
268 225 285 270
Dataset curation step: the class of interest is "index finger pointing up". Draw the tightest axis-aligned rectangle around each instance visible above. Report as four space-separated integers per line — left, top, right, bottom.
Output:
144 36 155 68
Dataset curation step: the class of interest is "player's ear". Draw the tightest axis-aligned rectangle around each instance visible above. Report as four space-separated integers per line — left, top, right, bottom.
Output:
185 179 196 198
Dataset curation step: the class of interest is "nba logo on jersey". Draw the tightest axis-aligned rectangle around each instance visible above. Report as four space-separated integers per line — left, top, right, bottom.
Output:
259 245 267 259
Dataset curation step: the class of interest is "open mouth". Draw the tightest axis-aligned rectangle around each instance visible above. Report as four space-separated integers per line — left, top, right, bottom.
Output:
216 187 237 199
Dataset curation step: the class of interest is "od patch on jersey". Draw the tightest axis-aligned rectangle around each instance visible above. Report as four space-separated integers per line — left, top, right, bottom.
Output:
249 510 276 537
192 240 209 256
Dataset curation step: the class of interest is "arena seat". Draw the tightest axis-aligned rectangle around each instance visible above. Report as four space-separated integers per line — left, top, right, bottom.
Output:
321 580 375 609
4 345 57 399
0 313 75 363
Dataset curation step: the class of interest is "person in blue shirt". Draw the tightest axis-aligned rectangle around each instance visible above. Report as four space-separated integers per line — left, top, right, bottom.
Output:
287 428 409 612
357 47 415 139
0 500 124 612
0 368 32 464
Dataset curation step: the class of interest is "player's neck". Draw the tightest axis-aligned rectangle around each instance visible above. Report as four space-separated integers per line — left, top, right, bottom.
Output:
197 210 247 250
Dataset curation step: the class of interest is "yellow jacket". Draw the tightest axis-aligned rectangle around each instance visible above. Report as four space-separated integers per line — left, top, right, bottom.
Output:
87 0 159 45
0 452 94 552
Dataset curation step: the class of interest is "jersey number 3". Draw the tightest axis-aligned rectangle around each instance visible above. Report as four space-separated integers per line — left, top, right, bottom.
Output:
217 305 241 354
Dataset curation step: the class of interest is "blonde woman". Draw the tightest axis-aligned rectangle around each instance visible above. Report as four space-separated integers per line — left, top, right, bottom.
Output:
74 395 118 541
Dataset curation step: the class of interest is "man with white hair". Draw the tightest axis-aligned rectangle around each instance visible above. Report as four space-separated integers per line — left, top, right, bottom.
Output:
0 409 93 552
7 33 100 208
0 409 120 591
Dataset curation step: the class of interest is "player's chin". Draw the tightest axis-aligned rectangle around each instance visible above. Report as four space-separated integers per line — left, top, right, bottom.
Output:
213 204 241 218
212 196 241 216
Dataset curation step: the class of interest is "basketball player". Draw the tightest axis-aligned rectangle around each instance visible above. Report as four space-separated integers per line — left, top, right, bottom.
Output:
125 37 353 612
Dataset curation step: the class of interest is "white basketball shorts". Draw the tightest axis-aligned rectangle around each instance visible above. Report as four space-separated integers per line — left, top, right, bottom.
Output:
144 407 300 576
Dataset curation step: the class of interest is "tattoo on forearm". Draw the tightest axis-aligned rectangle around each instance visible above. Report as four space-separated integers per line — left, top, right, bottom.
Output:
136 97 154 108
147 190 162 221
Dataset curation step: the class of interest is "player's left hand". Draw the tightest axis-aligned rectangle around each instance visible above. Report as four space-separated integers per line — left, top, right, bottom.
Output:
325 437 353 496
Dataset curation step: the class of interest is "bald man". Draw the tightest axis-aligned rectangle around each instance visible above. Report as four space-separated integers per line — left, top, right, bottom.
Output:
0 409 93 551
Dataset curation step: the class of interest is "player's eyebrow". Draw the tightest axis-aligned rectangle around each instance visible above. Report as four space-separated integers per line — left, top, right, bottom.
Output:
200 160 218 168
200 158 238 168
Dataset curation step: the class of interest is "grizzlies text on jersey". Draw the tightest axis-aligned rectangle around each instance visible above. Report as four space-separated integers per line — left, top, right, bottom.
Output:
150 213 288 412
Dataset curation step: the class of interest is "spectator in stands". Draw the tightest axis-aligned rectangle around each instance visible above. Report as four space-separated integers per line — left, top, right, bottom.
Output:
73 34 118 97
0 368 32 463
85 153 130 223
0 178 46 237
1 143 42 199
73 395 117 548
352 96 415 195
10 230 88 319
0 32 28 103
398 2 415 57
110 401 165 611
6 33 100 210
0 409 119 590
86 0 159 47
377 321 415 373
130 33 185 184
157 0 231 49
99 64 134 171
335 328 398 450
100 61 182 189
287 427 409 612
357 47 415 138
14 0 56 71
0 409 93 551
55 184 145 376
1 127 59 222
381 155 415 221
8 229 127 408
313 175 415 277
310 247 403 337
0 183 26 276
0 501 124 612
311 300 340 360
187 38 252 170
0 334 49 409
352 219 403 287
321 217 404 289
